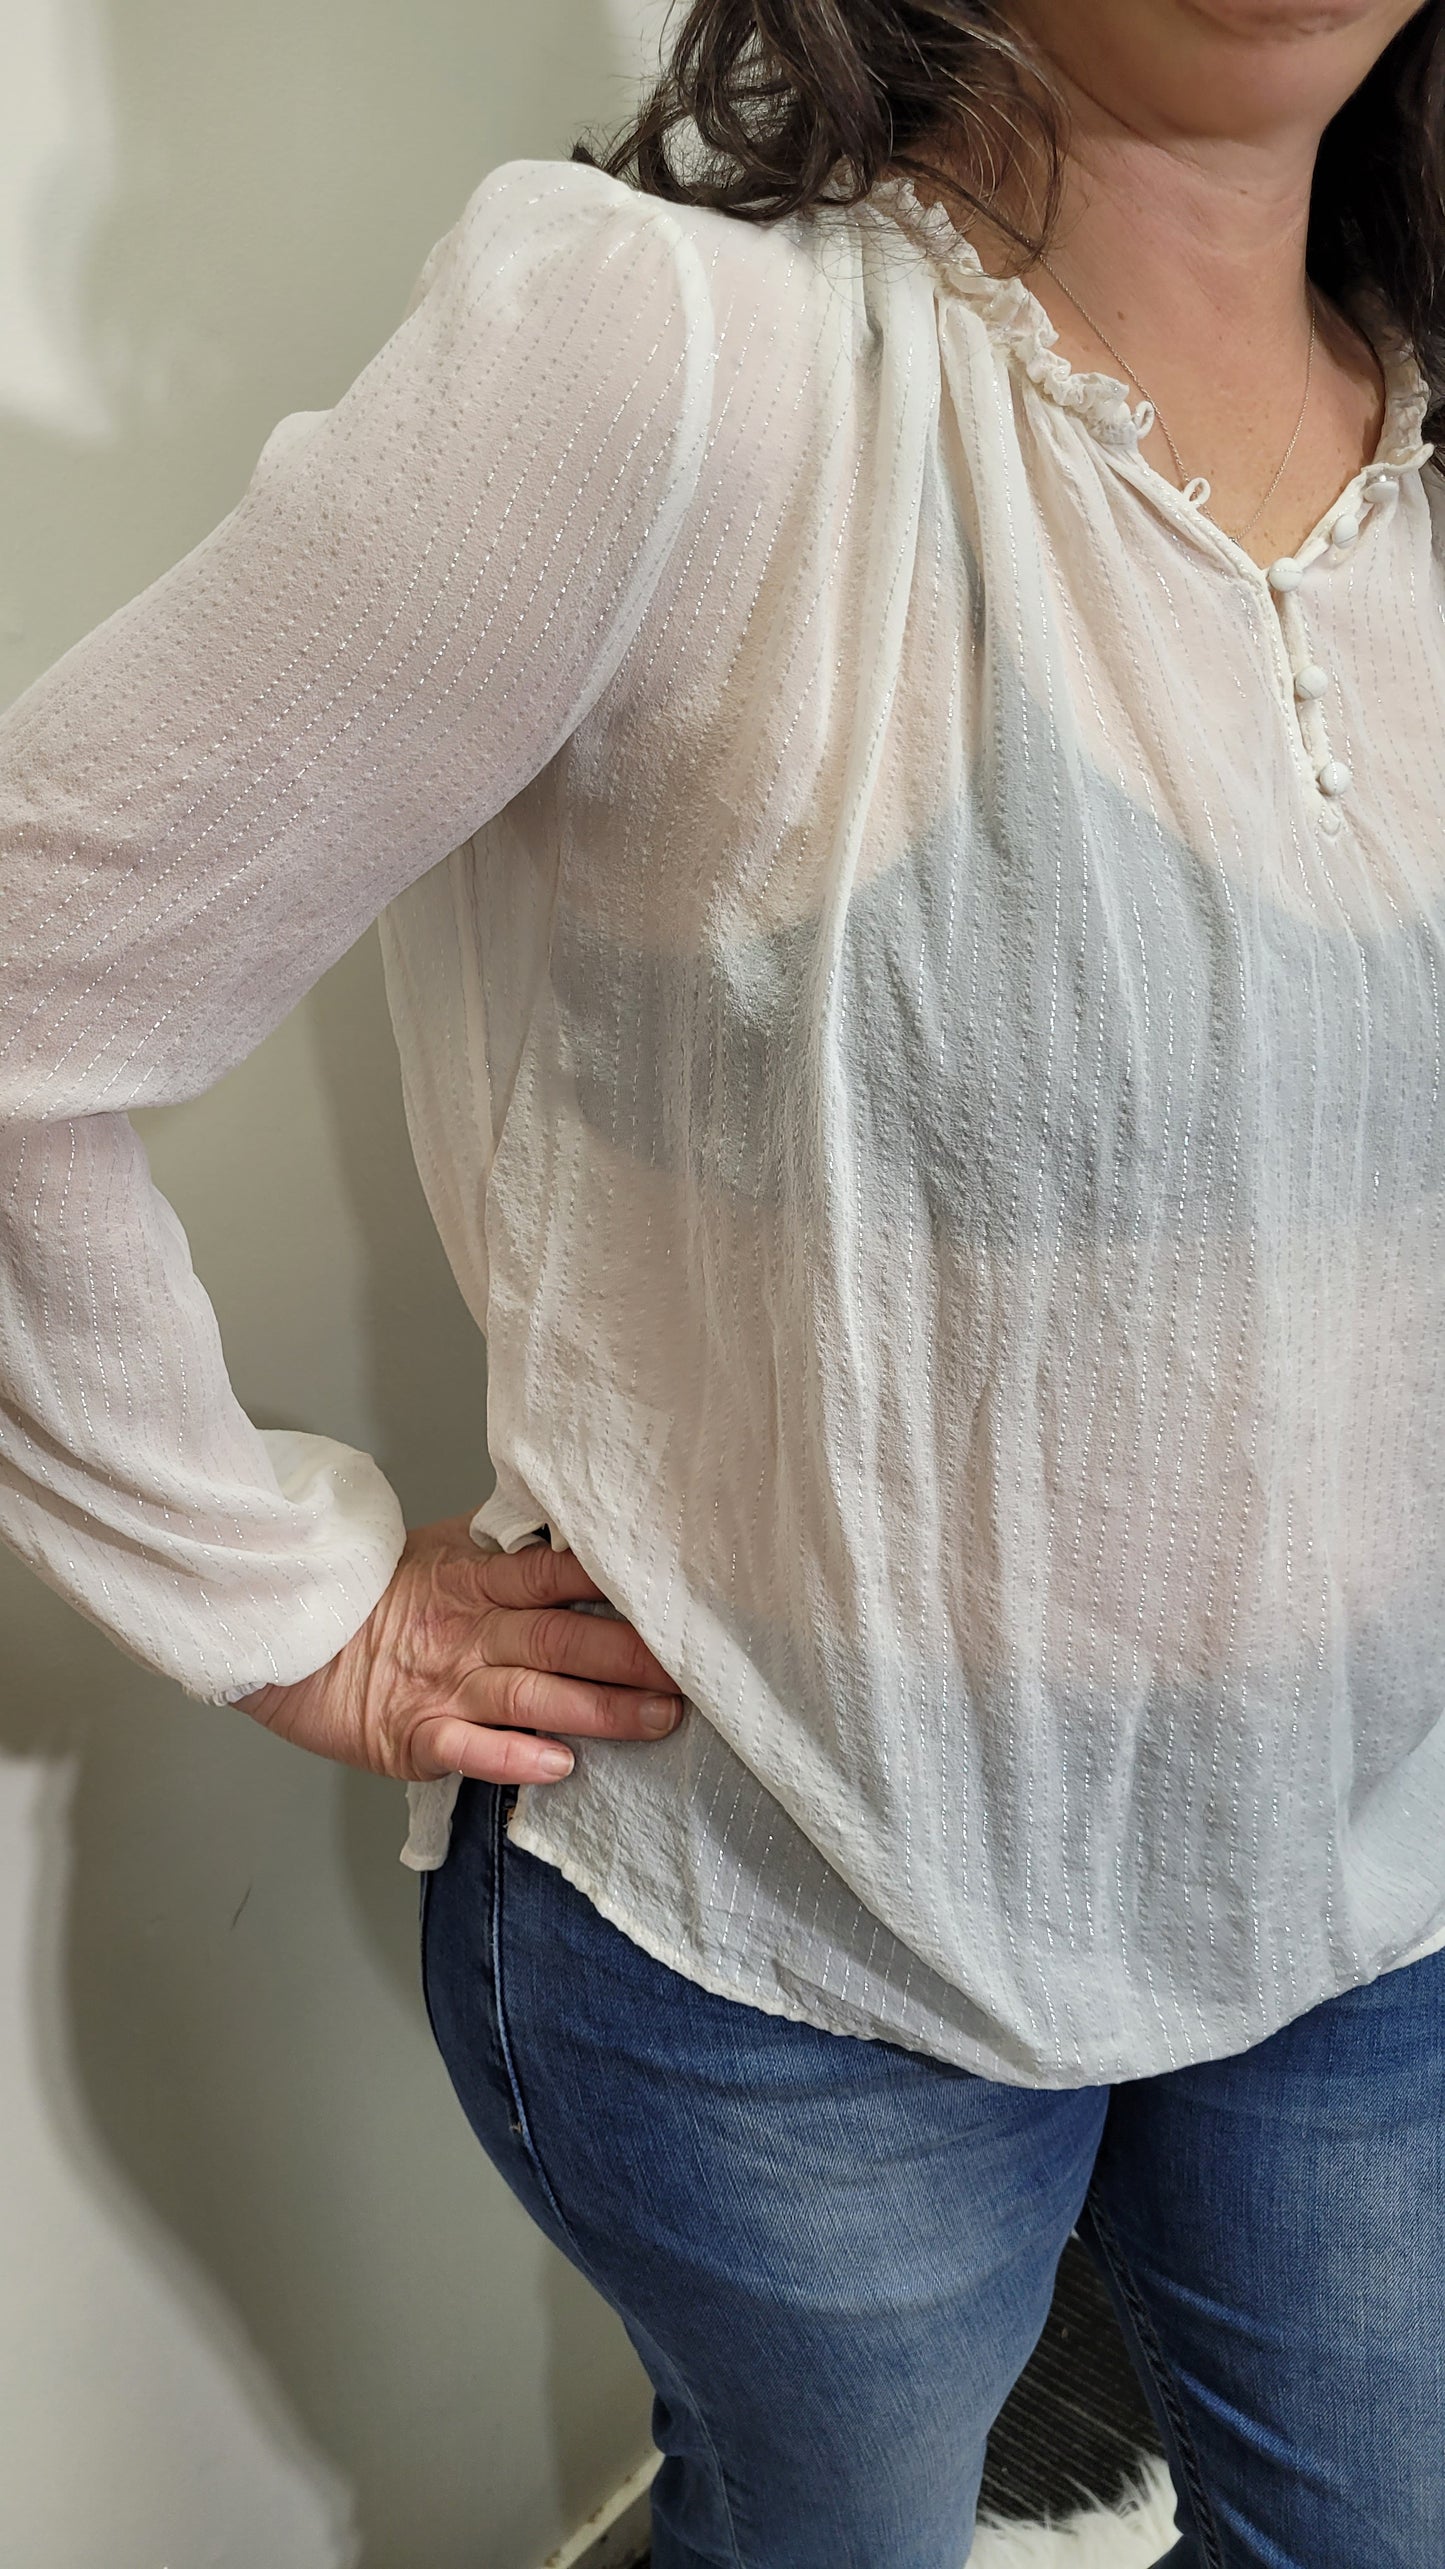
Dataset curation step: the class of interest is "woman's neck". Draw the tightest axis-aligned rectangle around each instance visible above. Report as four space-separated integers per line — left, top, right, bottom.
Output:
981 91 1322 394
912 85 1387 564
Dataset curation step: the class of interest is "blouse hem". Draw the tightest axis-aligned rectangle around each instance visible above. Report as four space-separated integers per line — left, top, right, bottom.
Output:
503 1801 1445 2090
502 1799 964 2061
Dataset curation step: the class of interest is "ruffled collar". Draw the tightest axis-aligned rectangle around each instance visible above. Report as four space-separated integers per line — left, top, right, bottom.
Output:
866 171 1432 473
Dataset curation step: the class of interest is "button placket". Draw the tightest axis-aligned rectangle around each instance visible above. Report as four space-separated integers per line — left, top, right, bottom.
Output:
1256 449 1427 820
1262 573 1337 825
1262 486 1381 824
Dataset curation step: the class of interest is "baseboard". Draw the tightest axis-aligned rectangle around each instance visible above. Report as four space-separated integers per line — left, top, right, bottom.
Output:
539 2452 659 2569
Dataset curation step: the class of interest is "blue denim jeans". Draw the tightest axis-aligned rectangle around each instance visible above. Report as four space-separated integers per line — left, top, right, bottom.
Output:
419 1778 1445 2568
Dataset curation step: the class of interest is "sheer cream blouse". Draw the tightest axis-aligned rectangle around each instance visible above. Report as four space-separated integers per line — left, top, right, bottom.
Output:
4 156 1443 2084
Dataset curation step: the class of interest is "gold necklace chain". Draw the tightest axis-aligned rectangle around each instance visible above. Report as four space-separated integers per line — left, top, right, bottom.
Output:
1034 255 1318 544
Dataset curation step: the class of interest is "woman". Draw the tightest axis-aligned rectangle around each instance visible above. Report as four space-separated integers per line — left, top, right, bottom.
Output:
3 1 1443 2560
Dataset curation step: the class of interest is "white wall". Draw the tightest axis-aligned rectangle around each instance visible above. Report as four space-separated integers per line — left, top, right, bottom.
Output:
0 4 675 2561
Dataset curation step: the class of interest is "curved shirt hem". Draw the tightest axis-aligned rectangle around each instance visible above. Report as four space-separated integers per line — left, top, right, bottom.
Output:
502 1799 1445 2089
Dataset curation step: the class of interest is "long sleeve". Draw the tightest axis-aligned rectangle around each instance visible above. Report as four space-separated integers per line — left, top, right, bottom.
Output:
0 155 715 1703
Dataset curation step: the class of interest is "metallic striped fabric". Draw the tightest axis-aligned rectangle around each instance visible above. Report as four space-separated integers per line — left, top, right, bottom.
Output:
4 157 1444 2083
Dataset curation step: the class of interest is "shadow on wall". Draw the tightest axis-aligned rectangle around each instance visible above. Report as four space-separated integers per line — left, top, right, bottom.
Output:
0 3 662 2563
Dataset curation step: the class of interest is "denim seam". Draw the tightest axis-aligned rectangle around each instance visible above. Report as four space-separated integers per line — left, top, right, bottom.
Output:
1083 2197 1226 2569
487 1787 749 2569
416 1867 444 2059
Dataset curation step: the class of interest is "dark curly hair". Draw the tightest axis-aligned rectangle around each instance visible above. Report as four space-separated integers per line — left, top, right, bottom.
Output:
570 1 1445 444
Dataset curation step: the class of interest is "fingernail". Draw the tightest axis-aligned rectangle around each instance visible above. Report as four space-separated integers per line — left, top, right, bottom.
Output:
640 1695 682 1735
536 1745 574 1777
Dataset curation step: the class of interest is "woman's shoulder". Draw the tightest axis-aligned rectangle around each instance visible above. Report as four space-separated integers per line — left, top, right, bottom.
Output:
445 154 928 365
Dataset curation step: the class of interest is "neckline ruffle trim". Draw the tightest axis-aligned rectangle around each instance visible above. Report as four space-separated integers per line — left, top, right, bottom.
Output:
866 171 1433 471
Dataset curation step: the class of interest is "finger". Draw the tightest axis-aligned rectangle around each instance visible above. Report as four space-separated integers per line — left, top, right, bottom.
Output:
412 1712 577 1785
454 1661 685 1743
476 1600 680 1696
468 1538 609 1611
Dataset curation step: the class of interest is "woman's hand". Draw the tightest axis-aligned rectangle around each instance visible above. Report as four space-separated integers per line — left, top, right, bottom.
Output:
234 1512 684 1784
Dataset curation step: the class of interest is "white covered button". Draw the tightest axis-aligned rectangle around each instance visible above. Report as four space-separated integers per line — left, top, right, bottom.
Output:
1267 557 1303 592
1363 474 1398 504
1317 759 1353 798
1294 663 1329 700
1330 513 1361 548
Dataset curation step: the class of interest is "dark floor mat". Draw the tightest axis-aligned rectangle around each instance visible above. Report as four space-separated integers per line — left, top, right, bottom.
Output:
977 2229 1165 2522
